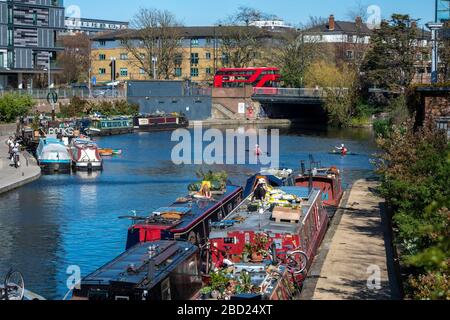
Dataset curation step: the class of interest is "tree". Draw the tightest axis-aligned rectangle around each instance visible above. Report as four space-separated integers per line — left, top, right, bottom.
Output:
57 33 91 84
361 14 421 92
266 30 326 87
0 93 35 123
218 6 268 68
305 60 358 126
122 8 183 80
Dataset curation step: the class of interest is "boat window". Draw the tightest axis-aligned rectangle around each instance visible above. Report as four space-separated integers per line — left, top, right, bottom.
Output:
116 121 122 127
101 122 107 128
161 278 172 300
123 121 128 127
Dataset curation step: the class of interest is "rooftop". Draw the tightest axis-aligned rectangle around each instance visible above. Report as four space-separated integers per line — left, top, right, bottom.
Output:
80 241 197 289
210 186 322 239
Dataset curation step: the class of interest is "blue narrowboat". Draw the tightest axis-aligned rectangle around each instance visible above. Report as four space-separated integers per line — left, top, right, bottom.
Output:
36 138 72 174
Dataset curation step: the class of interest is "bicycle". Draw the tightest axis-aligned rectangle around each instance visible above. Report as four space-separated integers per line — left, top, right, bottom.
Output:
0 269 25 301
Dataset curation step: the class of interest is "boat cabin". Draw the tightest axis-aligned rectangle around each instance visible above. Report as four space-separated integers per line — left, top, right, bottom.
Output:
72 241 202 301
243 169 295 198
295 167 343 209
134 113 189 132
126 185 243 250
88 117 133 136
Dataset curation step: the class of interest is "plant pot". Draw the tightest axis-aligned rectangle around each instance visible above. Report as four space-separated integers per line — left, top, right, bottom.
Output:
211 290 221 299
251 253 264 263
202 274 212 286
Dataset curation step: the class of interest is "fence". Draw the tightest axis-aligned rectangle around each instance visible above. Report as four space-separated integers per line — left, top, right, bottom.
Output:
0 88 127 100
252 87 349 97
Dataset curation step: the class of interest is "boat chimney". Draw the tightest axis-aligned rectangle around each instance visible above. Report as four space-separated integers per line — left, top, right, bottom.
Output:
300 161 306 175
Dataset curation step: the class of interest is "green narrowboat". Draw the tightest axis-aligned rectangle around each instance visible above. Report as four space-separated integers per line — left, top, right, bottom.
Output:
87 117 134 136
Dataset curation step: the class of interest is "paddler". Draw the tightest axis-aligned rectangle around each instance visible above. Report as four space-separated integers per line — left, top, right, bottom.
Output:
336 144 348 156
255 144 262 157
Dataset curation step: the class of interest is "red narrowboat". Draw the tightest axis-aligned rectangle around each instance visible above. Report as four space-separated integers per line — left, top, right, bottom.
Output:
206 183 329 300
125 185 243 250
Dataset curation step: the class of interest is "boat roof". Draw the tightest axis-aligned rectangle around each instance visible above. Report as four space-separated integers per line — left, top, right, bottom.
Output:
136 185 242 233
210 187 321 238
80 241 197 290
39 137 64 145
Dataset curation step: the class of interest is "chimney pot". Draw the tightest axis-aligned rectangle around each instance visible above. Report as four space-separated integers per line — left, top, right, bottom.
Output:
329 15 335 31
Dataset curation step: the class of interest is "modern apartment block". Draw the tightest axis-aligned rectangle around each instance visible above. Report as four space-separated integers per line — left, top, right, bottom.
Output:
63 17 128 36
0 0 65 89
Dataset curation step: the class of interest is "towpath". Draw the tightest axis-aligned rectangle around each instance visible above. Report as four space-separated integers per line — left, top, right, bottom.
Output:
301 179 401 300
0 136 41 195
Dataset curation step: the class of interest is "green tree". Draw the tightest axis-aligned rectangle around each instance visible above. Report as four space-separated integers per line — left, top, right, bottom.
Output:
305 60 358 126
361 14 421 92
0 93 35 123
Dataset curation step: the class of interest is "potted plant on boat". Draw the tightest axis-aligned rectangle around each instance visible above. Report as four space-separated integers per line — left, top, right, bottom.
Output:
244 234 270 263
210 270 230 299
199 286 212 300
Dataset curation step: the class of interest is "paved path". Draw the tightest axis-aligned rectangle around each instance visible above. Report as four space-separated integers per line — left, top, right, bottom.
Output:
0 136 41 195
302 179 400 300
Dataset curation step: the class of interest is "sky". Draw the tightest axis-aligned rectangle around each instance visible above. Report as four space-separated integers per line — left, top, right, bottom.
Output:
65 0 436 27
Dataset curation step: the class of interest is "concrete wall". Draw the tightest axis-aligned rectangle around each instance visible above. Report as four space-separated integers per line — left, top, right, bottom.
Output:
212 86 259 119
127 81 212 120
0 123 17 137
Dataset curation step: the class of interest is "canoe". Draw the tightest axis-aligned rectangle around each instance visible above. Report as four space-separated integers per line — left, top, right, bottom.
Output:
99 149 114 156
328 150 358 156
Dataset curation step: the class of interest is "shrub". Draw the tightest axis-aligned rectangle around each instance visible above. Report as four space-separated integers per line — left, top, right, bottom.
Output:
0 93 35 123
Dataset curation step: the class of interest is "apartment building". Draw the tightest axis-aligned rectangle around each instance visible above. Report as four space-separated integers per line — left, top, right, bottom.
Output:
64 17 128 36
0 0 65 89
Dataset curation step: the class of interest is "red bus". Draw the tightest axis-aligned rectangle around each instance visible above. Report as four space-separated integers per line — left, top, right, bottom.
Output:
213 67 281 88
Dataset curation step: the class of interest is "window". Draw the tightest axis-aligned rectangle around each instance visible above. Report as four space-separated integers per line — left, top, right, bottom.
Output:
99 54 106 61
206 67 212 75
221 53 229 66
174 54 183 66
98 68 106 74
120 68 128 77
206 38 212 46
190 68 199 77
139 68 146 75
205 52 211 60
120 53 128 60
174 67 182 77
190 38 199 47
345 50 354 59
99 40 106 46
191 53 199 65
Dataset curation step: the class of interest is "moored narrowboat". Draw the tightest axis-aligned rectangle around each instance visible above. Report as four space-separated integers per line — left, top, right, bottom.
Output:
86 117 134 136
70 138 103 172
36 138 72 174
206 181 329 299
133 113 189 132
125 184 243 251
72 241 202 300
294 165 343 217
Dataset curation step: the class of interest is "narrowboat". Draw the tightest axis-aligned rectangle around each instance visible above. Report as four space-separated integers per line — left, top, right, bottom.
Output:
206 183 329 299
70 138 103 172
36 138 72 174
86 117 134 136
133 113 189 132
72 241 202 300
294 165 343 217
125 184 243 251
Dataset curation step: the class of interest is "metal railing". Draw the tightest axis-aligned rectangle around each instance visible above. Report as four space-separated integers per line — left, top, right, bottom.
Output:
252 87 349 97
0 88 127 100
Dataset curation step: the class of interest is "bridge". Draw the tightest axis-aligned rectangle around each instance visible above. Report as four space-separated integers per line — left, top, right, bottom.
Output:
251 87 348 120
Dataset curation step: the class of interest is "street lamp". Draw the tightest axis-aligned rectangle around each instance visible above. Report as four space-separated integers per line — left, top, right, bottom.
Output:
151 56 158 80
426 22 444 83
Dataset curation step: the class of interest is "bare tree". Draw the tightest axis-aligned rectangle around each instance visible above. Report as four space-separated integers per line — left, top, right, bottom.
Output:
122 8 182 80
218 7 269 68
57 33 91 84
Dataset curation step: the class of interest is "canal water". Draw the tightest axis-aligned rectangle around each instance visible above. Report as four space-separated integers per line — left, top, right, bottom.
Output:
0 126 377 300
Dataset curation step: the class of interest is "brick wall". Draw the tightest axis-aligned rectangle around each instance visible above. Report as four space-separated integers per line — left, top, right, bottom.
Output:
424 95 450 123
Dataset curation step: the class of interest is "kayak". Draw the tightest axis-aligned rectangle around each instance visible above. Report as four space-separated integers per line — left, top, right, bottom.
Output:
329 150 358 156
99 148 123 156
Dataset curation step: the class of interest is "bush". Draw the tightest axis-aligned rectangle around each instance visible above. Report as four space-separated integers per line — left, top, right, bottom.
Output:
376 121 450 299
0 93 35 123
59 97 139 118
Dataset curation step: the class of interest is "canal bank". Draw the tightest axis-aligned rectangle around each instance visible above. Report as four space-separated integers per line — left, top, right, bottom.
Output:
301 179 401 300
189 118 292 128
0 136 41 195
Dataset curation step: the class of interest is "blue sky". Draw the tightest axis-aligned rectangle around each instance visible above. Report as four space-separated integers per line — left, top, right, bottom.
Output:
65 0 436 27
